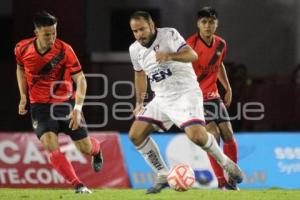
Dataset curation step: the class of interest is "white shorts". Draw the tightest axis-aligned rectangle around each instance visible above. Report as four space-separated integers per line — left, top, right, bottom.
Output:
137 90 205 131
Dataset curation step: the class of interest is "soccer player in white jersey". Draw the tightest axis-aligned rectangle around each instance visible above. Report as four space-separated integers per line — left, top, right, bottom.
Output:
128 11 243 194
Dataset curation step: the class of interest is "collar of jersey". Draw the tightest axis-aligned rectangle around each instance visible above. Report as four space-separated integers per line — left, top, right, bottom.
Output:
34 38 52 56
197 33 214 48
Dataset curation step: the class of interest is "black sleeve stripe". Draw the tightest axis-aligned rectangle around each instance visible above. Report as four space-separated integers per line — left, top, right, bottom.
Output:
70 69 82 75
176 43 187 52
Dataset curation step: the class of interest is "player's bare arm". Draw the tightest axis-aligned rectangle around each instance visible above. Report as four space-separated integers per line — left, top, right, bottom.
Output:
16 64 28 115
133 70 147 116
68 71 87 130
155 45 198 63
218 62 232 107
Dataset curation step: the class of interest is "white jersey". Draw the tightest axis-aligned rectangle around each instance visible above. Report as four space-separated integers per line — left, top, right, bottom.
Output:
129 27 200 98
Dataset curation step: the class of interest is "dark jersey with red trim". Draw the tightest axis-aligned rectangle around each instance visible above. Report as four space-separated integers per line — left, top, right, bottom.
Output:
187 33 227 101
15 37 82 103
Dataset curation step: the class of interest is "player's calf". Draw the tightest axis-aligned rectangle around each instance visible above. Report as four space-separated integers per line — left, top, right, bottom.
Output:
224 178 240 190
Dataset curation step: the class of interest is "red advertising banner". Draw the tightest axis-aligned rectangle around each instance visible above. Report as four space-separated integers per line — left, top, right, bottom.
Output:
0 132 130 188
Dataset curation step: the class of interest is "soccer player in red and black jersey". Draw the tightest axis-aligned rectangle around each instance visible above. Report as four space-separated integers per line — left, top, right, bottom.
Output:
15 11 103 193
187 7 239 190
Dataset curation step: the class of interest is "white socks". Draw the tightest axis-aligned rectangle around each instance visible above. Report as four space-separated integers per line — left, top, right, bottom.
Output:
136 134 228 177
137 137 169 176
203 133 228 167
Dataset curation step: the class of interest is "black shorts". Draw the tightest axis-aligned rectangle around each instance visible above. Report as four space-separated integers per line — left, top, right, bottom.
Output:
30 100 88 141
203 98 230 124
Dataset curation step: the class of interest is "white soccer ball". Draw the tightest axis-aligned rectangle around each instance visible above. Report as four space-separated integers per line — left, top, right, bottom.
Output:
167 164 195 192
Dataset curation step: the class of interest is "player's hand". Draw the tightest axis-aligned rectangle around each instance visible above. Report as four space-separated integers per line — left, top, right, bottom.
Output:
155 52 171 63
68 109 82 130
133 103 143 117
224 88 232 107
18 96 28 115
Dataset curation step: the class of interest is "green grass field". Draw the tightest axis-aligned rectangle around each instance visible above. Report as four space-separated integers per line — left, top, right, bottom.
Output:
1 188 300 200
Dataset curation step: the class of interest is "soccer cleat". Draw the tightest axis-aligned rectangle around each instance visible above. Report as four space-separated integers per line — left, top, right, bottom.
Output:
146 175 169 194
146 182 169 194
224 178 240 190
218 178 240 191
75 184 92 194
223 159 243 184
92 151 104 172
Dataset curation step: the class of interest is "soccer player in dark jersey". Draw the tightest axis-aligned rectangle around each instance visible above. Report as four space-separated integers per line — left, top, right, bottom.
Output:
15 11 103 193
187 7 239 190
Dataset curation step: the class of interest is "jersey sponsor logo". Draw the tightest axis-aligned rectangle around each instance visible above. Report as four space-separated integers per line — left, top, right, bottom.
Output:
149 68 172 83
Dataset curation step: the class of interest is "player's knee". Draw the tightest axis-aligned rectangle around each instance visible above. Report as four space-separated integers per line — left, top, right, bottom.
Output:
190 133 207 146
74 138 92 155
78 146 91 155
219 122 234 142
40 132 59 152
129 121 153 146
206 125 220 136
219 125 234 142
129 127 149 146
185 126 207 146
128 129 141 145
222 132 234 142
43 141 59 152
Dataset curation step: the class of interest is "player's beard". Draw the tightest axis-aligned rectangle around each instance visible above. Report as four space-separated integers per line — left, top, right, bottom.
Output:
140 31 156 48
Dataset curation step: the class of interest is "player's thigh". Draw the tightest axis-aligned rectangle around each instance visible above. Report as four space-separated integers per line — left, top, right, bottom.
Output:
135 98 173 132
129 120 156 146
184 124 208 146
31 103 60 147
218 121 234 142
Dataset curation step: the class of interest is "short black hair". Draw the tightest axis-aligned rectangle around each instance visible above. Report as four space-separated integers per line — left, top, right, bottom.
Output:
130 11 153 23
33 11 57 28
197 6 218 20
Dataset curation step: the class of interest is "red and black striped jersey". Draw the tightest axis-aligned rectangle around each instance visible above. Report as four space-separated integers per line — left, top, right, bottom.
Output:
15 37 82 103
187 33 227 101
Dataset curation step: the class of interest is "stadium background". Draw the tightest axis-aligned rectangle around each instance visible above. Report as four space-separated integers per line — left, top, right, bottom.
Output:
1 0 300 190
